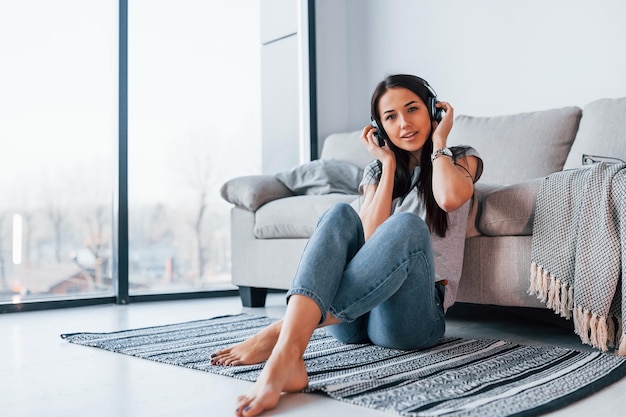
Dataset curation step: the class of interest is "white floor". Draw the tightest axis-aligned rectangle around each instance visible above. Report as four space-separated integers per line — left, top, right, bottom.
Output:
2 293 626 417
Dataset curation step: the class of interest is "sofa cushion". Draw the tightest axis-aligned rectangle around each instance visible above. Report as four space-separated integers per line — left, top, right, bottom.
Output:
447 106 582 185
563 97 626 170
479 178 542 236
320 130 373 169
220 175 294 212
254 195 359 238
275 159 363 195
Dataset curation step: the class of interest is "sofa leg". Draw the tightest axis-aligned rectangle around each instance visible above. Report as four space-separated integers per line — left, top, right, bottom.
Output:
239 286 268 307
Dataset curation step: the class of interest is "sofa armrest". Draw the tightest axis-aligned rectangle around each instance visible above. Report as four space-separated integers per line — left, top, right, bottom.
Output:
220 175 294 212
466 183 504 238
478 178 543 236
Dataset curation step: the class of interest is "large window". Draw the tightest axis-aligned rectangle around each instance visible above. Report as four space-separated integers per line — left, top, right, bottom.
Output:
0 1 262 306
0 1 117 304
127 1 261 294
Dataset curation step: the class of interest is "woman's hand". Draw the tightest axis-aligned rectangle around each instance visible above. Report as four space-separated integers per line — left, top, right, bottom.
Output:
359 124 396 240
431 102 454 149
360 124 395 166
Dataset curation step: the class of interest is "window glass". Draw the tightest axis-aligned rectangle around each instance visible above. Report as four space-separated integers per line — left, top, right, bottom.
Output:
128 1 261 294
0 1 117 303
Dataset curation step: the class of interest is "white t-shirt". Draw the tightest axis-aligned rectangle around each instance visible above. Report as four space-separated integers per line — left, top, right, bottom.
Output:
357 146 482 311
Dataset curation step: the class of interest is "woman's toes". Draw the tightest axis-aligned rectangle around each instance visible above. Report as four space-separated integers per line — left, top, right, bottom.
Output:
210 348 231 358
211 350 236 365
241 403 260 417
235 396 253 416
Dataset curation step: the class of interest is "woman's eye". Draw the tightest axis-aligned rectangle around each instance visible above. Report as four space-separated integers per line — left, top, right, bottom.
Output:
408 106 418 112
385 114 396 121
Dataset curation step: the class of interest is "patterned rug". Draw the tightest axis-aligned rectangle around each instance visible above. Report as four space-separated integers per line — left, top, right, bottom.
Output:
61 313 626 417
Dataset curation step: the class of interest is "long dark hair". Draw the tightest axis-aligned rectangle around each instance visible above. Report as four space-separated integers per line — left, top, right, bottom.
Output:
371 74 448 237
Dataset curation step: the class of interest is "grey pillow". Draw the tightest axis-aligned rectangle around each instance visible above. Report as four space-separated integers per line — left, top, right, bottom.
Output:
320 130 373 169
275 159 363 195
447 106 582 185
220 175 293 212
564 97 626 169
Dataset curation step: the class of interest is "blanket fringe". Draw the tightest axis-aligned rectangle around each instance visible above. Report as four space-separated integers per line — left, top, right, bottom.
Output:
619 333 626 357
607 316 616 348
530 262 625 355
573 308 611 352
617 318 624 353
529 262 539 297
529 263 572 319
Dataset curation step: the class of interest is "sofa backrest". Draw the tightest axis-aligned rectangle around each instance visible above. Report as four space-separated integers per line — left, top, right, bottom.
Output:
320 130 373 169
319 99 620 183
447 106 582 185
563 97 626 170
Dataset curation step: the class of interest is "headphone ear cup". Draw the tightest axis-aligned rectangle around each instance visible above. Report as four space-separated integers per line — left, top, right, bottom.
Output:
371 119 388 139
422 79 442 122
429 97 442 122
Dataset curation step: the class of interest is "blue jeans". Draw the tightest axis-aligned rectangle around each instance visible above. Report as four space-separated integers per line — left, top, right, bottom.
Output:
286 203 445 350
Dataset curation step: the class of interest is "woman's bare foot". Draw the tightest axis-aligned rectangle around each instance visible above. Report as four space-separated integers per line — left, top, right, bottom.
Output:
234 345 309 417
210 320 282 366
231 295 324 415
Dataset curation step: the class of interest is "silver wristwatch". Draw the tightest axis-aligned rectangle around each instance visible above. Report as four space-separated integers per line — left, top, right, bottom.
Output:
431 147 453 162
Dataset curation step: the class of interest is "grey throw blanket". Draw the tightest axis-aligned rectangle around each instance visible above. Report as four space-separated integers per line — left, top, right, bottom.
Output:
529 162 626 356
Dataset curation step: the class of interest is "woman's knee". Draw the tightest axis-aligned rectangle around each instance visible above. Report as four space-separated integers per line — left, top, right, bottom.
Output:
319 203 360 228
388 212 427 231
326 202 358 218
378 213 430 246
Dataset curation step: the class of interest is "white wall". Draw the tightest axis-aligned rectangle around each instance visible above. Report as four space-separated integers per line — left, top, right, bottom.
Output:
315 0 626 144
260 0 300 173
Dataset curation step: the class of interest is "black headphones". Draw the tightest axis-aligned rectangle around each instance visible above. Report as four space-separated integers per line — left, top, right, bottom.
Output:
371 76 443 145
419 77 444 123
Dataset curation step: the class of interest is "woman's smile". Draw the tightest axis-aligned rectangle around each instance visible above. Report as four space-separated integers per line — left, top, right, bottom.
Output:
400 131 418 141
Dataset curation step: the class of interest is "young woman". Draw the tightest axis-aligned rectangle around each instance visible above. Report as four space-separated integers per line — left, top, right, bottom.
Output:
211 74 483 417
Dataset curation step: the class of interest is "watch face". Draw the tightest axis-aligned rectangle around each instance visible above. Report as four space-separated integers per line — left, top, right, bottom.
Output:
431 147 453 161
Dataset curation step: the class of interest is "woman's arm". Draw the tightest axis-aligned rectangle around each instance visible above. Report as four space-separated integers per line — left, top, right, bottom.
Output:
358 125 396 240
430 103 480 212
431 154 480 212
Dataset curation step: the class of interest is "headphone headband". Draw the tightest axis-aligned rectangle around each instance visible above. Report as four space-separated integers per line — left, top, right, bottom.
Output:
414 76 442 122
415 76 438 99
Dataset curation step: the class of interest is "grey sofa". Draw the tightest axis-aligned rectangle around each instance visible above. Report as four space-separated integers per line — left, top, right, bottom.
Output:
221 97 626 309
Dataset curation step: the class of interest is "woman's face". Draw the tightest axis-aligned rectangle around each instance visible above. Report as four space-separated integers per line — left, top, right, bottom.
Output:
378 87 432 157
